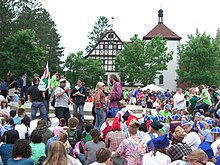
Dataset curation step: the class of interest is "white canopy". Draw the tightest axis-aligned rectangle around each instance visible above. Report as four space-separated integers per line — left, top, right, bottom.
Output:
141 84 165 92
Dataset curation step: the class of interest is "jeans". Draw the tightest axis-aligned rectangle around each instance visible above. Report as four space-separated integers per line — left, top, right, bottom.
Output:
55 107 71 122
195 103 210 113
20 86 28 101
44 100 50 118
95 109 106 130
73 104 84 121
31 102 47 122
208 105 220 114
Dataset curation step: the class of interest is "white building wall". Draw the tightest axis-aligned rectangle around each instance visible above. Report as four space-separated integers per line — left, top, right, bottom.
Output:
154 40 180 91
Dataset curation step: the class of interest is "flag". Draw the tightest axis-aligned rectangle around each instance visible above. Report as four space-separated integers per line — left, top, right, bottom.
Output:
38 62 50 91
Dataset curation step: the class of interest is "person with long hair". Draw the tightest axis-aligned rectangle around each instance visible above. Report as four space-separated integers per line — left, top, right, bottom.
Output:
84 129 105 165
43 141 81 165
0 100 10 116
182 149 208 165
7 139 34 164
107 74 123 118
0 130 19 164
94 82 106 130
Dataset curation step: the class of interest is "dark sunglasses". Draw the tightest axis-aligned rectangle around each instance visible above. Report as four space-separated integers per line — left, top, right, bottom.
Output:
197 160 206 165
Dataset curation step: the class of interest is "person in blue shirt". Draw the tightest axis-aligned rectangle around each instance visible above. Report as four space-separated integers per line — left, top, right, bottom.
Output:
0 130 19 165
0 79 7 99
7 139 34 165
0 118 14 137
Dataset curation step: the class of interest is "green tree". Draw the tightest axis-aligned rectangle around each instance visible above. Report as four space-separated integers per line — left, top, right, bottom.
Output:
85 16 111 53
115 35 173 85
64 51 105 89
0 0 15 44
0 29 44 81
177 31 220 86
14 6 64 71
0 0 63 72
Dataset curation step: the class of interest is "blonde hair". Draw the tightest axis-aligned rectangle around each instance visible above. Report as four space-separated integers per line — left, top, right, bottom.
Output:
183 149 208 163
95 82 104 91
43 141 67 165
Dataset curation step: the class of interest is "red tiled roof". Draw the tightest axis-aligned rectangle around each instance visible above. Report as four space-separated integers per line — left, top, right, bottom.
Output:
143 23 181 40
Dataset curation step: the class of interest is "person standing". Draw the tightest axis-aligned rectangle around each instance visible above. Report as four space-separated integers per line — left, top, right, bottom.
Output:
107 74 123 118
0 79 7 99
54 78 70 122
173 88 186 111
71 79 87 121
27 78 47 122
7 71 17 103
18 72 28 101
94 82 106 130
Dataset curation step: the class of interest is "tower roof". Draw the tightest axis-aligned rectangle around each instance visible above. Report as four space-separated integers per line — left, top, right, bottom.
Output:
143 9 181 41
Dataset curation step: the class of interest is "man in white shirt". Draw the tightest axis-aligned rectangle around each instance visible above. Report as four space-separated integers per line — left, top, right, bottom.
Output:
173 88 186 110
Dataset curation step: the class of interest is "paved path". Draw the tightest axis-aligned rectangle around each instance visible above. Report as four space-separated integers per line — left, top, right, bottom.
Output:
10 102 146 122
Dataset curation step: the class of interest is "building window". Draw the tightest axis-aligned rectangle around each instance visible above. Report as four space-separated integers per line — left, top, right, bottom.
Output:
159 75 164 85
108 33 114 39
112 44 118 50
104 44 109 49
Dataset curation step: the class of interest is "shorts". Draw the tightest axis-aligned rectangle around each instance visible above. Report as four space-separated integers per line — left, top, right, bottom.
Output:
8 88 15 97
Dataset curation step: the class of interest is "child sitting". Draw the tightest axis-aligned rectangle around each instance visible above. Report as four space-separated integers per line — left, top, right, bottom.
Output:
18 98 25 109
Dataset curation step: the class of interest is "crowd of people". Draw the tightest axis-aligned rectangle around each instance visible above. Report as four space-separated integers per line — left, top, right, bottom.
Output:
0 71 220 164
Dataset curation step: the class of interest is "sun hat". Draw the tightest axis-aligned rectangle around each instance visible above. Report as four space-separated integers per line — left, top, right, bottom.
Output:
145 115 154 121
181 121 191 127
126 115 140 128
152 134 170 149
160 116 166 123
173 126 187 141
154 115 161 121
205 118 214 126
59 78 66 83
211 127 220 134
150 118 163 131
165 104 171 109
112 117 121 130
171 114 181 121
195 112 202 117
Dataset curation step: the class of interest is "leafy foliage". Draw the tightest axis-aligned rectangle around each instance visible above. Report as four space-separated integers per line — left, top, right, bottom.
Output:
0 29 44 81
0 0 63 75
115 35 173 85
64 51 105 89
85 16 111 53
177 31 220 87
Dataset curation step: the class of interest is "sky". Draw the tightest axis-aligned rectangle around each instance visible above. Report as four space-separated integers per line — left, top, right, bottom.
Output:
40 0 220 60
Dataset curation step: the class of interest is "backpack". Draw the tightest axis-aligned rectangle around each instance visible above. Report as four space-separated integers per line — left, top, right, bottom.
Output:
37 156 47 165
73 138 87 157
102 121 112 142
25 126 29 140
68 129 80 148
